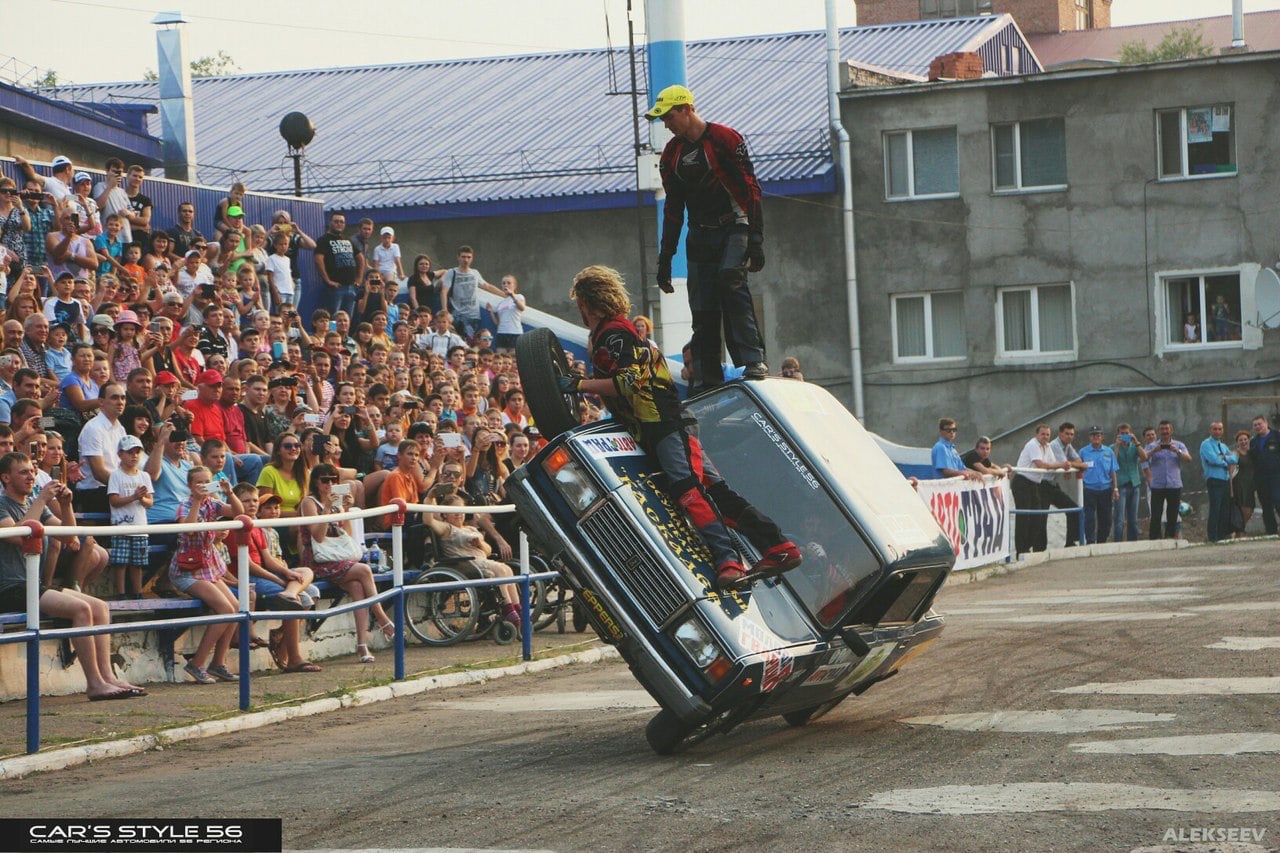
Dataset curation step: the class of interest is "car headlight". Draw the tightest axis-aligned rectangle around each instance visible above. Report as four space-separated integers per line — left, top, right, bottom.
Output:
542 448 600 515
671 616 731 683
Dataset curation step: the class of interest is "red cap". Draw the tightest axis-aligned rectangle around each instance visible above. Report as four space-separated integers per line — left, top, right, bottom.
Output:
155 371 180 386
196 369 224 386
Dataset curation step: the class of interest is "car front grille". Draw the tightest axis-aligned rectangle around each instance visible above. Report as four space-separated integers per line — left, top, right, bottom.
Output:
580 502 689 627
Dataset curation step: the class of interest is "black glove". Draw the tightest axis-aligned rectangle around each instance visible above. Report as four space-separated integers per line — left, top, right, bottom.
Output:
656 255 673 294
747 244 765 273
557 374 580 394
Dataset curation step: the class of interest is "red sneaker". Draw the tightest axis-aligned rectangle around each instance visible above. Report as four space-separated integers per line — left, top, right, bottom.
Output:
749 541 803 580
716 560 748 589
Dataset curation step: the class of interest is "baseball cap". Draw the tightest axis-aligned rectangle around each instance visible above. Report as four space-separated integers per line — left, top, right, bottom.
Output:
51 155 72 170
1088 425 1104 435
645 84 694 119
226 205 244 217
197 369 224 386
380 226 394 236
258 492 282 506
155 371 180 386
118 435 144 452
73 171 92 184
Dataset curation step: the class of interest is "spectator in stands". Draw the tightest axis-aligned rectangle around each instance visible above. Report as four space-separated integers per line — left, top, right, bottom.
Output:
14 154 74 205
0 177 31 281
166 200 204 257
270 211 316 296
351 218 375 262
109 310 144 383
299 462 393 662
264 230 294 312
93 159 132 244
257 432 308 520
0 452 146 700
439 246 499 341
508 431 531 470
423 491 522 628
123 165 152 239
314 212 363 320
961 436 1008 478
371 226 404 282
1145 420 1192 540
489 274 526 351
932 418 982 481
407 255 442 315
1078 426 1119 544
21 179 55 282
217 374 265 485
171 325 205 387
145 421 189 523
170 465 243 684
46 208 98 282
1250 414 1280 535
422 310 465 360
239 374 273 457
0 367 50 426
1111 423 1147 542
107 435 152 598
75 382 128 514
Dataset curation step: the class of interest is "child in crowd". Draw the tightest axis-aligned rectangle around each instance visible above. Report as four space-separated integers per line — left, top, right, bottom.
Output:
93 213 126 276
565 265 801 590
374 421 404 470
243 486 323 672
119 242 145 288
107 435 152 598
44 272 85 336
371 226 405 283
45 323 71 381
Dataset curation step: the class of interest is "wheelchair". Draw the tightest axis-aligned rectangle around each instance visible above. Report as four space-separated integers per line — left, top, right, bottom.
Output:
401 523 556 646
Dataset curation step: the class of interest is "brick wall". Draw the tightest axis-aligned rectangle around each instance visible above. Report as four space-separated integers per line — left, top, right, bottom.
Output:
927 51 985 79
856 0 1110 33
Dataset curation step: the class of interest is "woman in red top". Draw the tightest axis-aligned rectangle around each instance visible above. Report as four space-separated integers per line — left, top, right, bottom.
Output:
170 324 205 388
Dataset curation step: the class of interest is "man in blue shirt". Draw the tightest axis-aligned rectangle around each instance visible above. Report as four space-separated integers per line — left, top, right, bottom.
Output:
932 418 982 481
1199 421 1237 542
1079 426 1119 544
1144 420 1193 540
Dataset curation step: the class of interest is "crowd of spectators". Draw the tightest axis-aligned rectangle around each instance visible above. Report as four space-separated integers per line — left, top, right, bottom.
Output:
0 155 562 690
933 416 1280 556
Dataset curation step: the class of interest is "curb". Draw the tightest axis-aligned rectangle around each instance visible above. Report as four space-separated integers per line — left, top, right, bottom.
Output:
0 645 621 781
945 537 1195 585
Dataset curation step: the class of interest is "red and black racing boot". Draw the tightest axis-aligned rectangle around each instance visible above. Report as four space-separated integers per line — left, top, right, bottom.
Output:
746 541 803 582
716 560 748 590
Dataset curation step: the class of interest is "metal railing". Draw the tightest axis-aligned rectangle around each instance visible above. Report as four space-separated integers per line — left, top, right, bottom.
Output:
0 499 557 755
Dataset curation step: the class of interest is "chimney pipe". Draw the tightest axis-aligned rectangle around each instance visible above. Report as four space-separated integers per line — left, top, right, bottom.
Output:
1232 0 1245 49
153 11 198 182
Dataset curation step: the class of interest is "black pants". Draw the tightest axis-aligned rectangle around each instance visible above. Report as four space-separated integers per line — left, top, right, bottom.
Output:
685 225 765 391
1042 480 1080 547
1255 474 1279 535
1011 475 1047 554
1149 487 1181 539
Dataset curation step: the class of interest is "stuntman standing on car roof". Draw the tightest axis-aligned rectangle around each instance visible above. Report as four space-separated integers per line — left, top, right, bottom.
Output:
563 265 801 589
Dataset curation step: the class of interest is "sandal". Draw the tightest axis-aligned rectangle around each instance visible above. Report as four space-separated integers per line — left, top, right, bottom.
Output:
285 662 323 672
357 644 375 663
378 621 395 641
267 627 286 671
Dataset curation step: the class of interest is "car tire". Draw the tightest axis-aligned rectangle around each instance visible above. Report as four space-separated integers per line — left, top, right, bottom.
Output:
516 327 580 439
645 708 696 756
782 706 820 727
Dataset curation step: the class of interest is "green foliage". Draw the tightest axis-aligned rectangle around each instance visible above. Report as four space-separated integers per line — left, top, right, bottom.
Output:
32 69 59 88
142 50 240 82
1118 25 1215 64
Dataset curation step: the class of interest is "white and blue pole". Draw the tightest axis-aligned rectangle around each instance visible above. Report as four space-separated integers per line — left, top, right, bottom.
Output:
644 0 692 359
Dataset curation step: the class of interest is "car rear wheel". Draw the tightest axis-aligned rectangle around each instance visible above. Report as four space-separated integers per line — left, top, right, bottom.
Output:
515 327 580 439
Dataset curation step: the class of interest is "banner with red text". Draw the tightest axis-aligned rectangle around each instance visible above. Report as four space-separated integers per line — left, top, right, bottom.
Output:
915 476 1012 571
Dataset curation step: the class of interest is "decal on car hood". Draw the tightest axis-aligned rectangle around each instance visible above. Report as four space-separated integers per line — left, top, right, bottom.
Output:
738 619 794 693
577 433 646 458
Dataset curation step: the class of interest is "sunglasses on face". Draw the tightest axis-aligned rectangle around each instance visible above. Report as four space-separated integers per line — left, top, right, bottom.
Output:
280 442 301 450
317 476 338 484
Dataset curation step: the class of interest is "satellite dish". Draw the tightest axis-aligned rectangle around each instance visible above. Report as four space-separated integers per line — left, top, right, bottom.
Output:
1256 267 1280 329
278 112 315 149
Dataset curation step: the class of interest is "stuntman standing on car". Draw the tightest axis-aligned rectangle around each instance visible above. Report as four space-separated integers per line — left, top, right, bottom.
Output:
564 265 800 589
648 85 768 392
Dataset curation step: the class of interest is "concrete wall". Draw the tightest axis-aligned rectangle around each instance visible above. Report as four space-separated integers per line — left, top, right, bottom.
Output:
842 55 1280 452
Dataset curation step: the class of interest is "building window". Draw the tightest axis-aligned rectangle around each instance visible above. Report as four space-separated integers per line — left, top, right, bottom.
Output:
992 118 1067 191
997 284 1075 357
1074 0 1093 29
1163 272 1241 347
1157 105 1236 179
920 0 993 19
884 128 959 200
892 291 966 362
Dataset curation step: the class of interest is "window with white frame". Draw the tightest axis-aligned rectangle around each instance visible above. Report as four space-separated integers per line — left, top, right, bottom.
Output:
997 283 1075 357
1157 105 1236 178
992 118 1067 191
920 0 993 18
884 128 959 200
892 291 966 362
1163 272 1241 347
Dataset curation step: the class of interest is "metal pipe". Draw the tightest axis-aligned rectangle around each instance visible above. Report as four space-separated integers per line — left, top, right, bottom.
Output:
1232 0 1245 48
826 0 865 422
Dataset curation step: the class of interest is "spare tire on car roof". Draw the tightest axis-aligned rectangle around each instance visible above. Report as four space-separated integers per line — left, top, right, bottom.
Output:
515 327 582 439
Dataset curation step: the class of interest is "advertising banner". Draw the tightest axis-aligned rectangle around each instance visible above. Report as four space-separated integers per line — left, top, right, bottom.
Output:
915 476 1012 571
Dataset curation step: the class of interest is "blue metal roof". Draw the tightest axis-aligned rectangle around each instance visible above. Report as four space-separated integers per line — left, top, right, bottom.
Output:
48 15 1037 216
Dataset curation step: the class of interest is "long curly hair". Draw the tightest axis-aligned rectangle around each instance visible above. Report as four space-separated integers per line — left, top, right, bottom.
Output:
569 265 631 319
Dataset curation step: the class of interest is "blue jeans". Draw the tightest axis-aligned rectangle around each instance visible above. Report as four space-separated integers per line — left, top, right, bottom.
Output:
1112 482 1140 541
1083 487 1113 544
337 284 358 320
234 454 266 488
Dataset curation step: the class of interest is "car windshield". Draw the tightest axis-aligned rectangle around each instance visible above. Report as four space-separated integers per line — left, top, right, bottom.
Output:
688 386 880 629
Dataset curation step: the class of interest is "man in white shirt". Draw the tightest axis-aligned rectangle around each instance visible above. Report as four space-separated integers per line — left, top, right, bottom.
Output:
93 158 132 245
1012 423 1072 555
1046 422 1088 548
15 154 73 204
75 381 128 515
